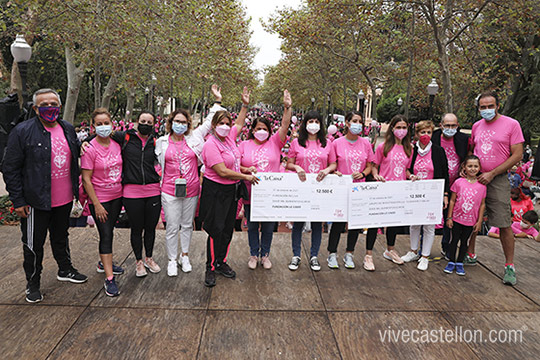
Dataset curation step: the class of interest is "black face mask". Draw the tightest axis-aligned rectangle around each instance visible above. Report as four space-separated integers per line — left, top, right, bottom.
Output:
138 123 153 136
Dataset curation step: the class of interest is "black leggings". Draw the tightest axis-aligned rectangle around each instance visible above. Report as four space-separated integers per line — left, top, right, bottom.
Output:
123 195 161 260
366 226 401 251
449 221 473 263
327 222 361 253
90 198 122 254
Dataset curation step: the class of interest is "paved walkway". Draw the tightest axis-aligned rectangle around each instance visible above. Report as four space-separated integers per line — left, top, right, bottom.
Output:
0 226 538 359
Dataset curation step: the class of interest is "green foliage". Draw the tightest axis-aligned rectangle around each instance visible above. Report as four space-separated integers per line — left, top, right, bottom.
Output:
0 195 19 225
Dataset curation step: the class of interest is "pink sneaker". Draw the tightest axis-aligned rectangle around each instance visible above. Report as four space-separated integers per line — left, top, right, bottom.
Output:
363 255 375 271
383 250 404 265
261 256 272 269
136 260 147 277
144 257 161 273
248 256 258 270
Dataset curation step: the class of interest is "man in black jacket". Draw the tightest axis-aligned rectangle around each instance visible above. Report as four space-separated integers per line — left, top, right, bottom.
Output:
432 113 470 255
2 88 87 303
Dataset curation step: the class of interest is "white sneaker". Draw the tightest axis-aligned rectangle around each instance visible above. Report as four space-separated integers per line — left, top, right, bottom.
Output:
401 251 421 263
179 255 192 273
288 256 301 271
417 257 429 271
327 253 339 269
167 259 178 277
343 253 355 269
310 256 321 271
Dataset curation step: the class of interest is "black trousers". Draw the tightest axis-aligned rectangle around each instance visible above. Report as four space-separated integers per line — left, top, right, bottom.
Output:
20 202 74 289
89 198 122 254
200 178 238 271
123 196 161 260
327 222 361 253
366 226 401 251
449 221 473 263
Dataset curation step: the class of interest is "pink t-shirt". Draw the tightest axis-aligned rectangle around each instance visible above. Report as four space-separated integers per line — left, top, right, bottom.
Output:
411 149 435 180
44 125 73 207
123 183 161 199
330 136 374 182
81 138 123 203
489 222 539 238
450 178 487 226
511 198 535 222
202 126 241 185
440 136 460 185
239 132 286 204
288 138 332 174
471 115 524 173
162 137 200 197
374 143 410 181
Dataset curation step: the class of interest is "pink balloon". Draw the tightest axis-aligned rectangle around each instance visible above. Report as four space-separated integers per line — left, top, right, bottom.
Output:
328 125 338 135
291 116 298 124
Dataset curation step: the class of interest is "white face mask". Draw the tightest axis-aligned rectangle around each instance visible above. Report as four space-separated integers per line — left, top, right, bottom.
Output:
306 123 320 135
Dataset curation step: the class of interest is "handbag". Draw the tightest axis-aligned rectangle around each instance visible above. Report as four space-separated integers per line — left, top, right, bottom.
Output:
235 181 249 201
70 200 84 218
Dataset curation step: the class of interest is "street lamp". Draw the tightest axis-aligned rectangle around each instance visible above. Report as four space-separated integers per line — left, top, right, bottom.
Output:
10 34 32 108
151 74 157 113
357 90 365 112
145 87 150 110
427 78 439 120
311 97 315 110
397 97 403 106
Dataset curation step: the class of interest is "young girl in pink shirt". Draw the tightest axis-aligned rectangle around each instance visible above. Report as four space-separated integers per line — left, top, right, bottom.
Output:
239 90 292 270
445 155 487 276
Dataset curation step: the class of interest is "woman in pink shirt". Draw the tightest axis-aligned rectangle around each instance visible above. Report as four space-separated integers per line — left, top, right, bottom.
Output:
81 108 123 297
239 90 292 270
402 121 450 271
156 85 220 277
200 87 258 287
328 111 374 270
368 115 413 269
285 110 336 272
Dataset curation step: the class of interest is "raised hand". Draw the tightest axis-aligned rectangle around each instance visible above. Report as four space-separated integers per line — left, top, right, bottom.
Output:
241 86 251 105
211 84 222 102
283 89 292 108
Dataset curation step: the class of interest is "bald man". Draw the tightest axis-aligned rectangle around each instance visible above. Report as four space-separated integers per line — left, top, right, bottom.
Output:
432 113 470 255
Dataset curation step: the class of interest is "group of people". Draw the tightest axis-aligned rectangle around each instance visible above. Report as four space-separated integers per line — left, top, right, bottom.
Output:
2 87 527 303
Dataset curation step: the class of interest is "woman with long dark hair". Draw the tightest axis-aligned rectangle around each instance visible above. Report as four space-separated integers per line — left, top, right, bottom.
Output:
239 90 292 270
364 115 413 271
286 110 336 271
327 111 373 269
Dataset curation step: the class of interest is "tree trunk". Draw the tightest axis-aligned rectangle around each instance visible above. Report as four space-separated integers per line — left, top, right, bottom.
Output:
64 47 85 124
101 73 118 110
125 86 136 122
94 56 101 109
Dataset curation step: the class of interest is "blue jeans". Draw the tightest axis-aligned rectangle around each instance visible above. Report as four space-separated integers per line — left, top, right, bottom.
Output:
292 222 322 258
244 205 275 257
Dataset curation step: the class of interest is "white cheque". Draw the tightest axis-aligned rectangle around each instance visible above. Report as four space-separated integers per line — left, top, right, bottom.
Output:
348 179 445 229
250 172 351 222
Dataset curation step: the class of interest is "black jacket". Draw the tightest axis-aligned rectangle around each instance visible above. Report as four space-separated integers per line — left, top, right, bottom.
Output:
408 143 450 194
432 129 469 164
2 117 80 210
111 129 160 185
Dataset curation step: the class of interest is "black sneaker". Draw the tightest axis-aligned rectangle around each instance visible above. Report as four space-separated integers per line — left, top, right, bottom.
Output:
57 268 88 283
96 261 125 275
104 277 120 297
215 262 236 278
204 269 216 287
25 287 43 303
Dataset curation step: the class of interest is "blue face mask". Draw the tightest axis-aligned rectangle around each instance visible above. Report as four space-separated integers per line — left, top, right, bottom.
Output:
172 122 188 135
480 109 496 121
95 125 112 138
442 128 457 137
349 123 363 135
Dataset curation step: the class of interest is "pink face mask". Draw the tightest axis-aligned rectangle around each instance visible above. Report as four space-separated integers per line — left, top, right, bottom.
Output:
393 128 408 140
215 124 231 137
254 130 269 142
419 134 431 145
